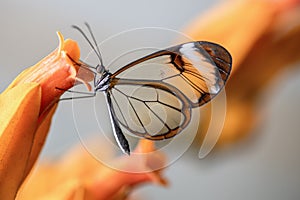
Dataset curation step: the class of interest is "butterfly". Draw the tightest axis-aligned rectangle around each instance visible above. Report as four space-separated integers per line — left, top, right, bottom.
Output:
69 23 232 155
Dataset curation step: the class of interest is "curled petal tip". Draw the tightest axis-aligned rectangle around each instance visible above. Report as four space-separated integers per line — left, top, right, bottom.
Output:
56 31 65 56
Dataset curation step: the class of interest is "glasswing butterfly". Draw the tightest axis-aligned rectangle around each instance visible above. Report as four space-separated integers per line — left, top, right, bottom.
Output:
69 23 232 155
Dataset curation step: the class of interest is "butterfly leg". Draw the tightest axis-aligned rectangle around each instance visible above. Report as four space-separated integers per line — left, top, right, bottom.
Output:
55 87 96 101
105 91 130 155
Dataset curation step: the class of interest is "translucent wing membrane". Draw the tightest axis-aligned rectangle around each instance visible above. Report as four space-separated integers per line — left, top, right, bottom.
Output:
111 41 232 108
108 41 232 139
108 80 191 139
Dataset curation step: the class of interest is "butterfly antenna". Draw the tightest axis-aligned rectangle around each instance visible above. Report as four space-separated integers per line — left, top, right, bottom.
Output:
84 22 104 66
71 24 104 67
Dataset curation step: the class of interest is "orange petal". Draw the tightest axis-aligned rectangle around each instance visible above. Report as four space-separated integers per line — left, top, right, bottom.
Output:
4 32 92 116
0 83 41 199
23 103 58 176
0 31 92 199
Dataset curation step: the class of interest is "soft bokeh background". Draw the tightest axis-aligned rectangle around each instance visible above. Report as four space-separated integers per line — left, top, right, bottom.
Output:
1 0 300 199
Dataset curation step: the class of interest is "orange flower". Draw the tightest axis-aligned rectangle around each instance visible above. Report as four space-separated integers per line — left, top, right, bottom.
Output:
0 32 91 199
183 0 300 146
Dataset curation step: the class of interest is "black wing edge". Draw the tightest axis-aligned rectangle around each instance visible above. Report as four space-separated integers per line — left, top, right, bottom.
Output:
105 92 131 155
197 41 232 82
193 41 232 107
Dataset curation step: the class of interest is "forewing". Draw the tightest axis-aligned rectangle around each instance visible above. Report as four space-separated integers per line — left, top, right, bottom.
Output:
111 41 232 107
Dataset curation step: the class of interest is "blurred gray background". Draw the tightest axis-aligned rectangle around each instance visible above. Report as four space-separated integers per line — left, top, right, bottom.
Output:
1 0 300 199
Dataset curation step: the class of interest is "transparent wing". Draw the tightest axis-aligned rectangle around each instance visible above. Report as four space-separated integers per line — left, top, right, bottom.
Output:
108 41 232 139
107 80 191 140
111 41 232 107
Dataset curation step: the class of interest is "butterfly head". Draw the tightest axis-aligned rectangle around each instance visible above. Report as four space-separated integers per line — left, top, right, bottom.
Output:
96 63 106 74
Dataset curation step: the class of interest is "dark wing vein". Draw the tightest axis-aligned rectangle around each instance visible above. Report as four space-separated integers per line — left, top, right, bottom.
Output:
180 73 207 94
144 102 171 131
127 97 147 133
184 68 207 82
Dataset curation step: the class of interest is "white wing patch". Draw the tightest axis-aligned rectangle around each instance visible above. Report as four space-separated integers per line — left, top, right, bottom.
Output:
180 42 221 94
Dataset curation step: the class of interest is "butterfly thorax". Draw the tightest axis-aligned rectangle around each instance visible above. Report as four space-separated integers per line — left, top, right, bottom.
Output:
95 70 111 92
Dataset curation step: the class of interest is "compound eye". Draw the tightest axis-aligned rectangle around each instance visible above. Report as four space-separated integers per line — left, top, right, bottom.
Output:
96 64 105 74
